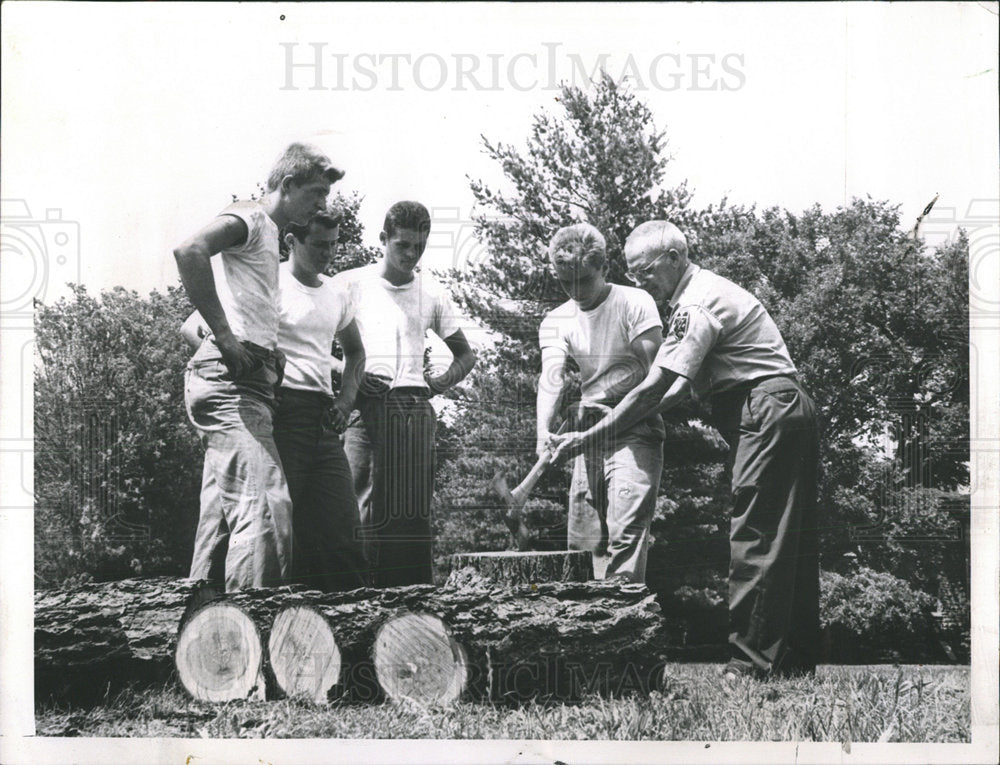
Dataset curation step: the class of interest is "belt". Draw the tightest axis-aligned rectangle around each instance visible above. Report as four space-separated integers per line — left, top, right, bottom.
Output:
278 387 334 405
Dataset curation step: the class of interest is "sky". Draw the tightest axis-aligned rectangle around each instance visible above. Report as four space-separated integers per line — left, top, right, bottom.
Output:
2 3 999 758
1 2 997 308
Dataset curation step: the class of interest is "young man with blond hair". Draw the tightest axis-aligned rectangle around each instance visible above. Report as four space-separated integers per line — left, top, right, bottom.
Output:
175 142 343 591
538 222 665 583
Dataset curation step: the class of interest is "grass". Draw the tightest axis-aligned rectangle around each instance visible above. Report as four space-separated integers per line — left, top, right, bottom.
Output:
35 664 969 742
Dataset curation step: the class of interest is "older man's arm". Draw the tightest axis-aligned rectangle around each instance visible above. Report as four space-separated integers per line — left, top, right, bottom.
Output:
549 365 679 462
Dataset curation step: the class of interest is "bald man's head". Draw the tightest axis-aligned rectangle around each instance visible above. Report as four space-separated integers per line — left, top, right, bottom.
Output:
624 220 691 308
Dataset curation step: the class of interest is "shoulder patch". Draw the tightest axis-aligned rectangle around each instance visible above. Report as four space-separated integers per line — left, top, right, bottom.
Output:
670 309 690 339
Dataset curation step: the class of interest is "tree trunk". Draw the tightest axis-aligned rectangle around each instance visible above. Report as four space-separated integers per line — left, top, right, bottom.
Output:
267 605 342 703
36 576 669 706
447 550 592 587
279 580 667 703
34 577 219 703
372 611 467 705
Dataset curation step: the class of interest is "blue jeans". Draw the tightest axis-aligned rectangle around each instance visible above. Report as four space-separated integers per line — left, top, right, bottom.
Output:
343 388 436 587
184 337 293 591
568 409 664 583
273 387 370 591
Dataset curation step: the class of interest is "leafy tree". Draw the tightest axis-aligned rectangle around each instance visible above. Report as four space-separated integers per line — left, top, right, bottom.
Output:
434 74 728 590
35 285 197 585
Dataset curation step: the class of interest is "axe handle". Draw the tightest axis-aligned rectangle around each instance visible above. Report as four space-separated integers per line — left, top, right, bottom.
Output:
512 418 571 502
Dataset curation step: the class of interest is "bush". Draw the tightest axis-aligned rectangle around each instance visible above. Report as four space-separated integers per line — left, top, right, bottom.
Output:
820 567 942 662
34 285 199 585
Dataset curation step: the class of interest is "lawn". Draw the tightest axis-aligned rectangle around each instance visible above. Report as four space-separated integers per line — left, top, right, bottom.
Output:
35 663 969 742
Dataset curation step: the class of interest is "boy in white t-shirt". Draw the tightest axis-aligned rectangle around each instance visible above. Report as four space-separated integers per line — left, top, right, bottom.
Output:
537 223 664 583
175 143 342 591
182 210 369 592
333 201 477 587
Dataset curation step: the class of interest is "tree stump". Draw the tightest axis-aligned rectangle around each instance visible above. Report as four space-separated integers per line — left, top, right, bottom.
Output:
175 601 265 702
446 550 593 587
373 611 467 705
268 605 342 703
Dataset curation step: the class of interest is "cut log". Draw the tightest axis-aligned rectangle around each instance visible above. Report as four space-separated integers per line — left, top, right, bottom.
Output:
373 611 467 705
175 601 264 702
268 605 341 703
447 550 592 587
34 576 221 703
36 576 670 706
278 580 668 704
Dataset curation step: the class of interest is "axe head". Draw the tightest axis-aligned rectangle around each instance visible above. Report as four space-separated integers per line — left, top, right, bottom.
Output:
489 470 534 551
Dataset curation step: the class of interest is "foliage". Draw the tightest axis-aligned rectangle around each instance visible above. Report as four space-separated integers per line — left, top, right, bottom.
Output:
432 75 969 656
36 665 970 742
820 567 941 661
34 285 198 584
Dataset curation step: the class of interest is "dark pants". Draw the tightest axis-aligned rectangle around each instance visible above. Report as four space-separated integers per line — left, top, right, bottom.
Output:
711 375 820 676
343 388 436 587
273 388 370 591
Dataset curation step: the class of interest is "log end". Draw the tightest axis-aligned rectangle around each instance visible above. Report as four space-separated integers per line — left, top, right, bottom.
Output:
268 605 342 704
373 611 467 706
175 601 264 702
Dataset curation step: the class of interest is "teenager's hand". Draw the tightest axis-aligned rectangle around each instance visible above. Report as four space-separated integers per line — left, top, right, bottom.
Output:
329 399 353 433
215 332 255 378
548 431 586 464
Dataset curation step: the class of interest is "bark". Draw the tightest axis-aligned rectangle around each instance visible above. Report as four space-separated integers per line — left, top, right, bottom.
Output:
446 550 592 587
36 576 670 706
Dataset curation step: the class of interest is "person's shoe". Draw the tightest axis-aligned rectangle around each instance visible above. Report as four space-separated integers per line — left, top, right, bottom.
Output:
720 661 759 693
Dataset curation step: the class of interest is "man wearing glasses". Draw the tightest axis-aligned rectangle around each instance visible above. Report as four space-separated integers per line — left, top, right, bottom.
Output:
537 223 665 583
550 220 820 682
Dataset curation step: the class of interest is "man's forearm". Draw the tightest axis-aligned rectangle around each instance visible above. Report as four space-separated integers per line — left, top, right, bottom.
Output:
656 375 691 414
337 351 365 410
581 369 677 448
174 248 233 340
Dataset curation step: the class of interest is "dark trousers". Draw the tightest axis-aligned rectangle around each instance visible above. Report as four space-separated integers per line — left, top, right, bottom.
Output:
272 388 370 591
711 375 820 676
343 388 436 587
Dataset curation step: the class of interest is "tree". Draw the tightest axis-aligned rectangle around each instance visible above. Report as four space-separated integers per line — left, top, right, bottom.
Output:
434 74 729 593
433 74 969 657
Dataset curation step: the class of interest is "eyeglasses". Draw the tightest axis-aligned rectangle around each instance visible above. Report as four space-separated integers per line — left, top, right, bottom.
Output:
624 251 666 284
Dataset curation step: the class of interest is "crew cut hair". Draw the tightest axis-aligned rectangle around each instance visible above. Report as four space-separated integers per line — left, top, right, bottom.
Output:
383 201 431 238
548 222 607 270
266 142 345 192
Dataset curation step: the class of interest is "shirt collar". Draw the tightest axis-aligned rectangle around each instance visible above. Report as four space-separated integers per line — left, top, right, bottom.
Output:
667 263 700 314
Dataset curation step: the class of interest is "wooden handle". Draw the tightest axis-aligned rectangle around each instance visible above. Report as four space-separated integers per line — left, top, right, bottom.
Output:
511 450 553 504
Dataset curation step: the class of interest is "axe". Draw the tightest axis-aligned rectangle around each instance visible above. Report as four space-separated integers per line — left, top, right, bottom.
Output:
491 419 571 550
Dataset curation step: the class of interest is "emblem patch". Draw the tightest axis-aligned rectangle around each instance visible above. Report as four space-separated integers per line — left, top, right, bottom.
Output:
670 309 690 339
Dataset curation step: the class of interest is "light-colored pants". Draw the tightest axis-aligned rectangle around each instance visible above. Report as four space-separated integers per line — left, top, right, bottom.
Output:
184 337 293 591
568 413 663 583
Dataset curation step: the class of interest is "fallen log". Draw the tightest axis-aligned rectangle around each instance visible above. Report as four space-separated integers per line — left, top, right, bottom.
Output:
36 576 669 706
271 581 668 704
373 611 467 705
34 577 220 703
446 550 592 587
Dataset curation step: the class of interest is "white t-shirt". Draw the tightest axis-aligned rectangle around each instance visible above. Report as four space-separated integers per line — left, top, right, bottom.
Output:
211 201 281 350
539 284 662 407
277 261 354 396
330 263 464 390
